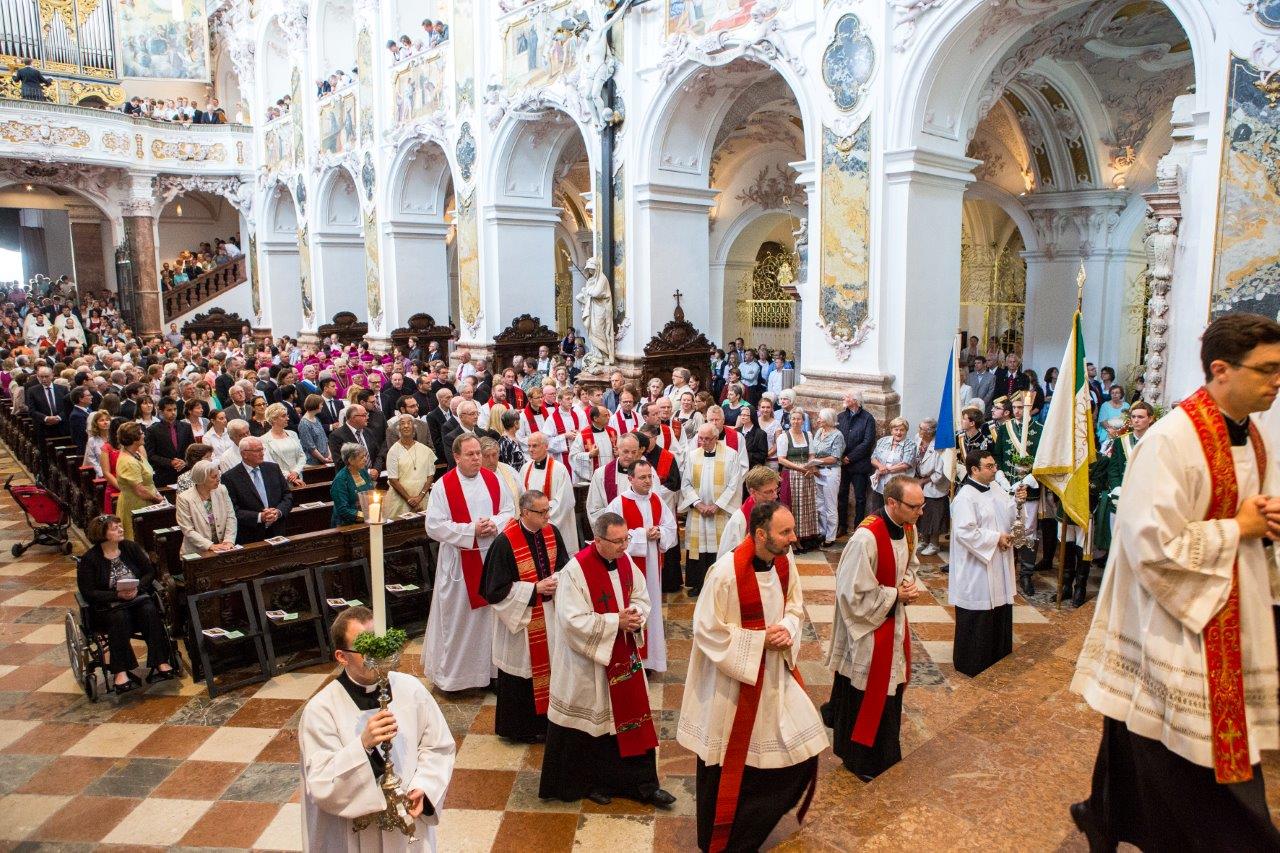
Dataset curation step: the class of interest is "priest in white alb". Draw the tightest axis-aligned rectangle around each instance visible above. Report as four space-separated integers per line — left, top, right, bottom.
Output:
520 432 580 552
300 607 456 852
585 432 641 525
481 489 568 743
1071 314 1280 850
718 465 781 559
948 448 1021 677
539 513 677 808
571 405 616 485
679 424 743 597
423 433 514 692
546 387 585 470
606 459 677 672
828 475 924 781
679 501 826 852
515 385 554 453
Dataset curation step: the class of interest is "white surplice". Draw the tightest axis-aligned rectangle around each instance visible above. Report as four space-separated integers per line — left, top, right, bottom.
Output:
490 530 558 679
519 457 580 553
678 445 743 556
716 505 752 560
299 672 456 853
948 480 1017 610
678 550 828 768
548 553 651 736
585 461 626 525
423 472 515 691
1072 407 1280 769
570 428 615 485
606 488 676 672
516 409 556 453
828 525 916 692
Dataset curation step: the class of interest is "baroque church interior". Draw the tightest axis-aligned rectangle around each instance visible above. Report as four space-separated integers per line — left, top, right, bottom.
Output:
0 0 1279 849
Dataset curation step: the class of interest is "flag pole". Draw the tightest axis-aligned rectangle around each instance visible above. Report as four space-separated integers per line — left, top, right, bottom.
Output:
1055 263 1087 608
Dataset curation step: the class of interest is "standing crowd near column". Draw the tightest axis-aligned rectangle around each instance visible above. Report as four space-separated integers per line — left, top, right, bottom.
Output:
11 297 1280 850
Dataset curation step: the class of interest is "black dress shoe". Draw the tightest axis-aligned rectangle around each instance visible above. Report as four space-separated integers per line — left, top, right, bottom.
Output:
113 678 139 694
820 701 834 728
586 791 612 805
1070 801 1116 852
646 788 676 808
146 667 179 684
1018 575 1036 598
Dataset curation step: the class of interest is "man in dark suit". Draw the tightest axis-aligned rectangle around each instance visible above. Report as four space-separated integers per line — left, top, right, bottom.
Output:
380 371 408 415
991 353 1029 407
144 397 194 487
222 437 293 544
67 387 94 455
441 400 497 468
255 368 279 404
327 405 384 475
118 382 144 421
317 377 343 432
352 389 387 440
425 388 454 460
836 391 878 536
27 365 69 442
223 384 252 423
12 58 53 101
214 357 238 406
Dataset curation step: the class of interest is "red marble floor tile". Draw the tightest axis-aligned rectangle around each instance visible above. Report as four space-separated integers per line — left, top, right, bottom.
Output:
2 721 96 754
178 800 280 848
35 795 139 842
150 759 245 799
256 728 302 763
0 691 79 720
109 695 192 725
17 755 117 795
446 768 519 810
468 705 497 735
128 725 216 759
0 663 63 691
0 642 49 665
653 814 699 850
224 698 305 728
492 811 580 853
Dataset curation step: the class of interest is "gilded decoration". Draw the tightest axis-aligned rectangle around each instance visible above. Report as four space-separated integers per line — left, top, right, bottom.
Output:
362 207 382 323
454 0 480 336
101 131 132 156
151 139 226 162
457 193 481 332
0 120 89 148
1211 55 1280 319
818 123 873 356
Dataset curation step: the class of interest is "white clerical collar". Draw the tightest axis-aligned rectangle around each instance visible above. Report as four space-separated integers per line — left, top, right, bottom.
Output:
624 487 650 500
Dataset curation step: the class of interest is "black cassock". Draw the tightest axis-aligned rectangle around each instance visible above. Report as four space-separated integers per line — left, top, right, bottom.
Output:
480 522 568 742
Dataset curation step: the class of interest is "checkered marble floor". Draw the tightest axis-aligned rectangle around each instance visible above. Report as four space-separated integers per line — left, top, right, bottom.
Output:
0 443 1101 851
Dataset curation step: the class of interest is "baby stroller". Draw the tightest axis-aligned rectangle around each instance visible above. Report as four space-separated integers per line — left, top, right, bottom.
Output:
4 475 73 556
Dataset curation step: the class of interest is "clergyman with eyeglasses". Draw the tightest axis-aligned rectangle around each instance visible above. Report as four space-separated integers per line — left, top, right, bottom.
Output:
1070 312 1280 849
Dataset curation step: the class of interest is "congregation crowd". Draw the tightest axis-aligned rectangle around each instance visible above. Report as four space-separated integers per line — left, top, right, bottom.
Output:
5 277 1235 852
159 234 243 291
386 18 452 62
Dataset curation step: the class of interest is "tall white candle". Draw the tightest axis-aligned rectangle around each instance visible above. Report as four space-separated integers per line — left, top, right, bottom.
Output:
368 494 387 634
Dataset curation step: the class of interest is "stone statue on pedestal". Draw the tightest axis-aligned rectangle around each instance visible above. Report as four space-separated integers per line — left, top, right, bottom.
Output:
577 257 615 370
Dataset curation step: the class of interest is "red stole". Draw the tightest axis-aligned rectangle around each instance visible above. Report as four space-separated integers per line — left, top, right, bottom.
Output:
550 408 579 467
659 423 675 448
1180 386 1266 783
508 385 526 409
504 519 557 714
614 408 638 434
653 448 675 483
739 495 755 522
851 513 913 746
710 539 813 852
721 428 739 450
575 544 659 757
523 457 557 497
523 405 546 435
620 492 661 659
440 468 502 609
581 427 616 471
604 462 624 504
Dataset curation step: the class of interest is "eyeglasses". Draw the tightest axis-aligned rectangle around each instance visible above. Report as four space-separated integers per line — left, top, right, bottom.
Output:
598 536 628 546
1230 361 1280 378
893 499 926 511
523 506 550 516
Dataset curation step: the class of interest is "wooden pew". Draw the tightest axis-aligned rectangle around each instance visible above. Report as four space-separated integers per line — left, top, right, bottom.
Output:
153 501 339 582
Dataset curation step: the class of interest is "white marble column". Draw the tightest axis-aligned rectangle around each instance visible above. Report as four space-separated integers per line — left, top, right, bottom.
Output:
479 202 562 334
383 220 452 332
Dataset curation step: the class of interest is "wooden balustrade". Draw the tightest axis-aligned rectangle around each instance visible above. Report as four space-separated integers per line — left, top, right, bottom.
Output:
162 256 247 322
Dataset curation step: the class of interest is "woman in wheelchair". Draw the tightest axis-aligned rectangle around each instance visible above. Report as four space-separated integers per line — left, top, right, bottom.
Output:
76 514 177 692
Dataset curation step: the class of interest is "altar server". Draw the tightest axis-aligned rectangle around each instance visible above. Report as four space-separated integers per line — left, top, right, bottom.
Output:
606 459 677 672
539 513 676 808
423 434 514 691
481 490 568 742
680 424 744 597
680 501 825 852
1071 314 1280 851
718 465 781 559
520 432 580 552
949 449 1021 677
828 475 924 780
300 607 456 852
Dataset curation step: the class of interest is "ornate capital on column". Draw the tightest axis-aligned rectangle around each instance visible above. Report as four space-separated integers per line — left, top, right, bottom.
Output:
1022 189 1128 260
153 174 255 227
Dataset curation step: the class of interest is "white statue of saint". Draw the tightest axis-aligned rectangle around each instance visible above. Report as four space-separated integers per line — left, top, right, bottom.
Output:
577 257 615 368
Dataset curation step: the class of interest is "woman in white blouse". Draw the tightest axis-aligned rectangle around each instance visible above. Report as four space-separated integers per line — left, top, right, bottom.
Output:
174 461 237 556
183 398 209 441
757 395 783 466
260 403 306 486
84 410 112 477
202 408 234 460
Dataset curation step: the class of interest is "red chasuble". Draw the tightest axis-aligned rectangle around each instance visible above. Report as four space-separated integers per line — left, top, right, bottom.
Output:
851 513 913 746
1180 386 1266 783
575 543 659 757
440 468 501 610
710 539 812 853
503 518 557 714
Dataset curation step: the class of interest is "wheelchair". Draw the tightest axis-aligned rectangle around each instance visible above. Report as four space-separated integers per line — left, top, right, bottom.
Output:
65 567 186 702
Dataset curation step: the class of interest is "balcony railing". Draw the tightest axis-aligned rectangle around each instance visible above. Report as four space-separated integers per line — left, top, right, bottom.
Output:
163 256 247 322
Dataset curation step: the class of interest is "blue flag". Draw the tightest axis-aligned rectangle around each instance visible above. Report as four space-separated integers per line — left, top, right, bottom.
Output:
937 338 961 479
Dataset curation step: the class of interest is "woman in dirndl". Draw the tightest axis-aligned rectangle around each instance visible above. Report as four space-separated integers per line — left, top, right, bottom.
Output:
776 406 821 550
